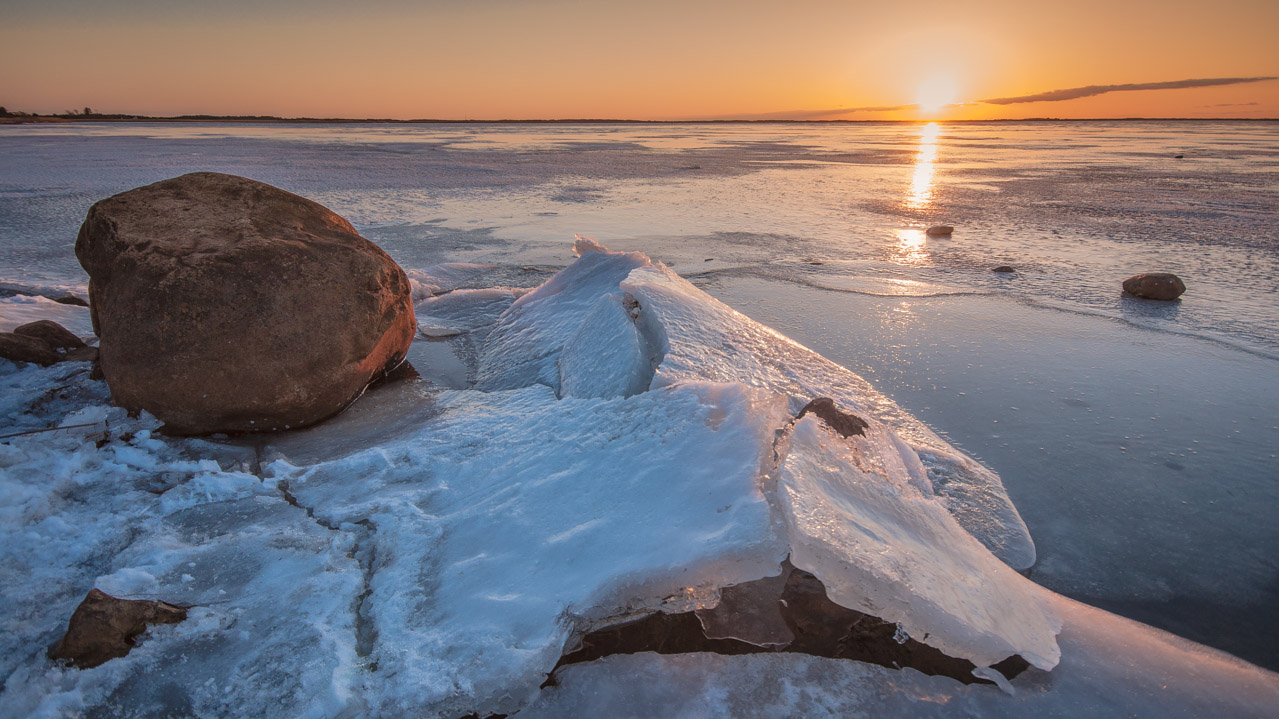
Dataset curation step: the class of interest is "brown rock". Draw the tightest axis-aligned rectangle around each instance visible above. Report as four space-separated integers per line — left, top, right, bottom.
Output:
992 265 1016 273
75 172 416 435
0 332 59 366
48 588 187 668
925 225 954 236
1122 273 1186 301
797 397 868 438
14 319 86 350
55 295 90 307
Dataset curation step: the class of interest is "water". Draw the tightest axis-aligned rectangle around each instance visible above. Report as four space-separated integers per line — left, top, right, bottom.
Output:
2 120 1277 667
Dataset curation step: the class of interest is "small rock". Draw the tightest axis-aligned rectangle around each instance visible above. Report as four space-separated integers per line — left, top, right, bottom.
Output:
925 225 954 236
55 295 90 307
14 319 86 350
992 265 1016 273
48 588 187 668
0 332 59 366
1122 273 1186 301
1174 154 1184 159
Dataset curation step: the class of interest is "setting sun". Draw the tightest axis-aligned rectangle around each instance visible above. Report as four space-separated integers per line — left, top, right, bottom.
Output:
916 77 959 114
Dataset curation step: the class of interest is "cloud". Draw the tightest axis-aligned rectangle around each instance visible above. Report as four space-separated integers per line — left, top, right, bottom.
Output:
981 77 1278 105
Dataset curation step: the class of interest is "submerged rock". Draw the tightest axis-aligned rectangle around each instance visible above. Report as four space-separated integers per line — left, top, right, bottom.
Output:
14 319 85 350
0 332 59 366
75 172 416 434
48 589 187 669
993 265 1016 273
1122 273 1186 301
925 225 954 236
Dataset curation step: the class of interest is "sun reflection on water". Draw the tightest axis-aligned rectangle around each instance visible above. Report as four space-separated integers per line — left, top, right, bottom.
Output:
905 122 941 209
892 228 930 265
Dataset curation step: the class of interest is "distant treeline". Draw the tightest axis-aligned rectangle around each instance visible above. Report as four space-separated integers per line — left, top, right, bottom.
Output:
0 106 1274 124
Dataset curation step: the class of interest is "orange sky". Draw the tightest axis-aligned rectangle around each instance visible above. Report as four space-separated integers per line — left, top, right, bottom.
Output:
2 0 1276 120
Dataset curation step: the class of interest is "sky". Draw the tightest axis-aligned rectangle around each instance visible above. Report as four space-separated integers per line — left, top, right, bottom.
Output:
2 0 1277 120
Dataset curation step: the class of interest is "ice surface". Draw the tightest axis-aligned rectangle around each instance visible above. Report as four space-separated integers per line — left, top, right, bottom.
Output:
2 241 1274 717
0 294 93 337
522 596 1279 718
268 382 791 716
416 287 526 337
405 262 499 300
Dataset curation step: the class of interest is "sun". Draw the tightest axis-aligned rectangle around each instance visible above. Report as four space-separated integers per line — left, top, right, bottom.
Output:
916 77 959 115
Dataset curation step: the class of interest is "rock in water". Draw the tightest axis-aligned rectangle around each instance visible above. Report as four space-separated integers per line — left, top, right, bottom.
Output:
925 225 954 236
75 172 416 434
0 332 59 366
48 589 187 669
1122 273 1186 301
992 265 1016 273
14 319 86 350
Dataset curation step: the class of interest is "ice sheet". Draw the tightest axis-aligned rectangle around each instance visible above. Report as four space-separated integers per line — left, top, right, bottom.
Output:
268 382 791 717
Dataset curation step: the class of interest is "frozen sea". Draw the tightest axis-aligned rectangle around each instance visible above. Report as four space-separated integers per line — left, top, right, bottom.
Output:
2 119 1277 675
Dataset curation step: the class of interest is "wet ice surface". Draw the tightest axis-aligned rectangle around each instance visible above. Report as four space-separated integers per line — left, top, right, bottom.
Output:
710 277 1279 667
1 121 1278 709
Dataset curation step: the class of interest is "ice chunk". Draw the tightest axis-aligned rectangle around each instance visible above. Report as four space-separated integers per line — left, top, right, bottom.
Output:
476 245 651 392
558 292 654 399
573 233 609 256
620 262 1036 569
778 414 1060 670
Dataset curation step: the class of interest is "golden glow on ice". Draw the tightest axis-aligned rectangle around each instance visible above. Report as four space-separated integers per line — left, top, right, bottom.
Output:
905 122 940 210
892 229 930 266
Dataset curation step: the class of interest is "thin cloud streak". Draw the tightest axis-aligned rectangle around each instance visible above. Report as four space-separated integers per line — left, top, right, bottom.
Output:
704 104 915 121
981 77 1278 105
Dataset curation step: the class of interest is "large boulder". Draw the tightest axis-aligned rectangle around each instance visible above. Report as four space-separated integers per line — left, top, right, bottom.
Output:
0 332 59 366
76 172 416 434
1122 273 1186 301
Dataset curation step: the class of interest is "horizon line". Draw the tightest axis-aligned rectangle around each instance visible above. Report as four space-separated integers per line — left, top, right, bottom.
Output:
3 113 1277 125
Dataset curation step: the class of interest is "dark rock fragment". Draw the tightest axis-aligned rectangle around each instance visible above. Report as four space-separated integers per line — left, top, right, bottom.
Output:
48 589 187 668
797 397 868 438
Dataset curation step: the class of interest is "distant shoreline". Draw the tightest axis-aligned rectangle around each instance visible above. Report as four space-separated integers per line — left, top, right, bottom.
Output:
1 115 1276 125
